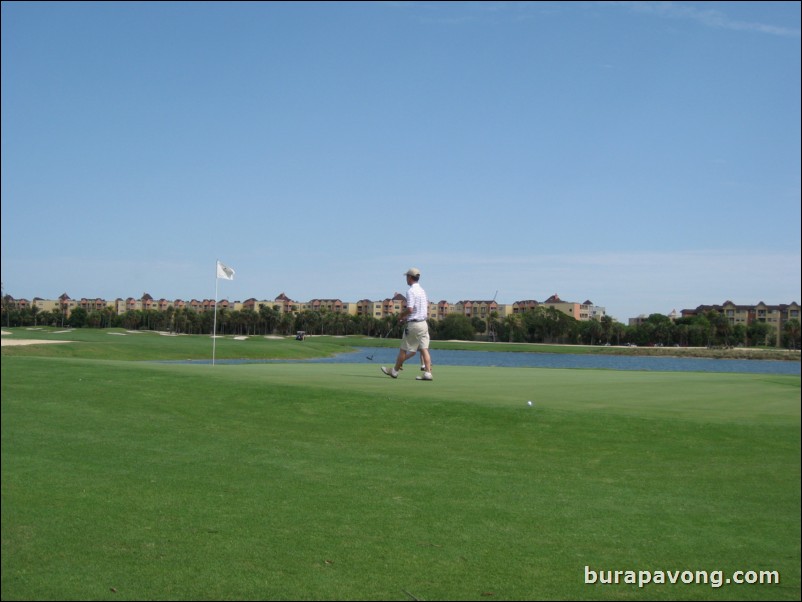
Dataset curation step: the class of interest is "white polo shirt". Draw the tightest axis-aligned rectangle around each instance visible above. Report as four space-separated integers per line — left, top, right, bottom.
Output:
406 282 428 322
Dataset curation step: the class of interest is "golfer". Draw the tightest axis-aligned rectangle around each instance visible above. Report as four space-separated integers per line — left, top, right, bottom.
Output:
382 267 433 381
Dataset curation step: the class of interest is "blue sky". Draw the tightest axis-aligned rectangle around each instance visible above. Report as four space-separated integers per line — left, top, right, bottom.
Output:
2 1 800 321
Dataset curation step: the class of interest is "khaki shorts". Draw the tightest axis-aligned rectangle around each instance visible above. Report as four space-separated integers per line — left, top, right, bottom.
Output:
401 320 430 353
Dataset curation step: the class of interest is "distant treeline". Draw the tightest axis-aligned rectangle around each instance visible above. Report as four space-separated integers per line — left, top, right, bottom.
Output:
2 303 800 349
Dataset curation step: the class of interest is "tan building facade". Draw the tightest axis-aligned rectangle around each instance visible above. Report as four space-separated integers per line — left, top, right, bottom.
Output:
511 295 606 322
7 291 605 323
681 301 801 345
681 301 800 325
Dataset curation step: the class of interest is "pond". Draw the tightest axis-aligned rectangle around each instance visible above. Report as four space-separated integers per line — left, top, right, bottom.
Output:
190 347 801 376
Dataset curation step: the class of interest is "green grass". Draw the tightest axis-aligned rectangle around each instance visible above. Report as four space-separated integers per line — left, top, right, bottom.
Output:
2 329 800 600
0 327 351 361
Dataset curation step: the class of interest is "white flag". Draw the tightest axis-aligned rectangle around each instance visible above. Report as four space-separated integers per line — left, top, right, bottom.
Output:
216 261 235 280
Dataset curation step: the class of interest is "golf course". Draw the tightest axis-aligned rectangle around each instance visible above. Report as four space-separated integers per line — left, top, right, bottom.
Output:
2 328 800 601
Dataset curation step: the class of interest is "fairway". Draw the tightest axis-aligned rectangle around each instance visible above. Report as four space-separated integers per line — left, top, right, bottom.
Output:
2 334 800 600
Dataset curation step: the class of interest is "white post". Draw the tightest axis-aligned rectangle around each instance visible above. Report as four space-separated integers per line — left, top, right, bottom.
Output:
212 261 219 365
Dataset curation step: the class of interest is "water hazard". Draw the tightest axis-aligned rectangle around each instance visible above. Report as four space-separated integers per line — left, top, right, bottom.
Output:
181 347 801 375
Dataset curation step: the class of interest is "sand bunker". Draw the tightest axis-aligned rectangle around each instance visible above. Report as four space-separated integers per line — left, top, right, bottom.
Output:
1 330 74 347
1 338 74 347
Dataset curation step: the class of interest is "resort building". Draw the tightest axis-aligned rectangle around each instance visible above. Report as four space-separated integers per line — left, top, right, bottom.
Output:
680 301 800 345
7 291 604 323
11 293 798 337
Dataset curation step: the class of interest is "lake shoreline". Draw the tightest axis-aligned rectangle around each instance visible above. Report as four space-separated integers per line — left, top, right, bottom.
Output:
355 337 801 362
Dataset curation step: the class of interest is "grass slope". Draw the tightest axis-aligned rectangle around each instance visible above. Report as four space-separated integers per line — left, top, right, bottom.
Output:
2 332 800 600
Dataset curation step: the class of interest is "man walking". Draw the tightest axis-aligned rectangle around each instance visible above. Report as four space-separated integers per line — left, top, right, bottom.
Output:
382 267 433 381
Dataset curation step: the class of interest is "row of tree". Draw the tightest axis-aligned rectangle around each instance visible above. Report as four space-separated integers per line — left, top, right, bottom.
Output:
3 300 800 349
485 307 799 349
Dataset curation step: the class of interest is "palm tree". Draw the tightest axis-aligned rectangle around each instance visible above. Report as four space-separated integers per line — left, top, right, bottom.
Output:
487 311 500 342
502 314 524 343
600 315 614 344
783 318 801 350
583 318 603 345
259 305 279 335
610 321 626 346
277 312 295 336
29 304 40 326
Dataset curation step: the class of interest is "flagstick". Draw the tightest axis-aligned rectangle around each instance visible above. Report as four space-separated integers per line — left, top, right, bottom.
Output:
212 260 219 365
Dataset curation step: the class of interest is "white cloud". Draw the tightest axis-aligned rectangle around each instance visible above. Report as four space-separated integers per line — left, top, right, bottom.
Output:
612 1 801 37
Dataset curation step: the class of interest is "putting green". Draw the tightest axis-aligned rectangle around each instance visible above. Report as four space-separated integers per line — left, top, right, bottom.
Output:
2 352 799 601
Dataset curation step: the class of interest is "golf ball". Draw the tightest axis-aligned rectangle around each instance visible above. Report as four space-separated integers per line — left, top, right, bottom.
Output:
527 400 533 406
